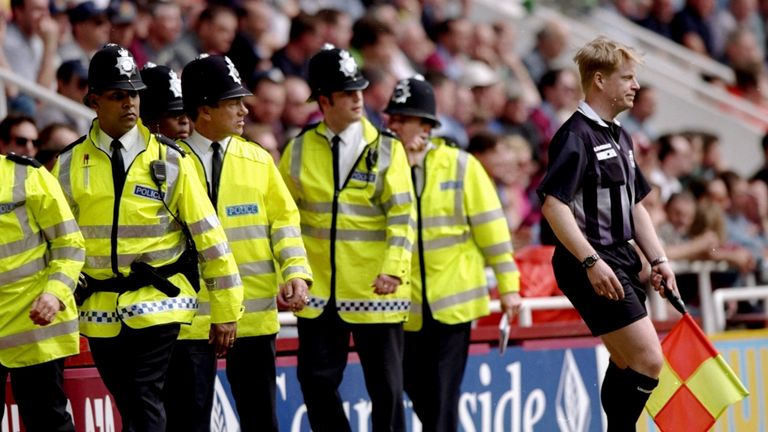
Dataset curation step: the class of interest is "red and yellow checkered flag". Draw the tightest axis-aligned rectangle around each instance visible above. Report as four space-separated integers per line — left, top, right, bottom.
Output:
646 313 749 431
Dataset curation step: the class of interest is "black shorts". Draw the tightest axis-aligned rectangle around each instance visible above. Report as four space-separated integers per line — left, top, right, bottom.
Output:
552 242 648 336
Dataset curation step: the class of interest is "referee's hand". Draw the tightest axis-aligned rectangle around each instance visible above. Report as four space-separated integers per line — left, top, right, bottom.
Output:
587 260 624 301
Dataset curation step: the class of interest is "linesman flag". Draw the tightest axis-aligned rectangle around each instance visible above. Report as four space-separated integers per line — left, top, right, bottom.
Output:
645 288 749 432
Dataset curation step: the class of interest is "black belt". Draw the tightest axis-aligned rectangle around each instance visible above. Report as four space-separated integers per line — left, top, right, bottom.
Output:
74 246 200 306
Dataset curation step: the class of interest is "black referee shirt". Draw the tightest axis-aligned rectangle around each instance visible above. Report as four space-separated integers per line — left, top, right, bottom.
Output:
537 102 651 247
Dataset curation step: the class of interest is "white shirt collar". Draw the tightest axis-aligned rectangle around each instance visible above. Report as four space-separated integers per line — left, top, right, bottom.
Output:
325 121 363 148
97 124 142 153
186 130 232 156
577 100 622 129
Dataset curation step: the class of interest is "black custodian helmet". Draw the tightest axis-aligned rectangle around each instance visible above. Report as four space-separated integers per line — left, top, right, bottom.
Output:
307 44 369 101
139 63 184 123
181 54 252 116
87 43 146 94
384 75 441 127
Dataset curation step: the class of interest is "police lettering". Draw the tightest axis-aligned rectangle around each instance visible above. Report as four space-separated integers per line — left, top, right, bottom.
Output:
0 202 18 214
440 181 463 190
226 204 259 217
133 185 163 201
350 171 376 183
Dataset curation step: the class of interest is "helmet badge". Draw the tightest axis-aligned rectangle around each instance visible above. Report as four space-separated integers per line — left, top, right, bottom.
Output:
392 80 411 104
168 69 182 98
338 50 358 78
115 48 137 78
225 56 242 84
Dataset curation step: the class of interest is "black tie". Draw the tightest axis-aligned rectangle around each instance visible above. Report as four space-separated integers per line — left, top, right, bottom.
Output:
211 141 223 209
111 139 126 196
331 135 341 191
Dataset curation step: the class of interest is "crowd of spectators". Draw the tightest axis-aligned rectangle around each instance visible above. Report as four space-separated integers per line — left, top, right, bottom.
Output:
3 0 768 322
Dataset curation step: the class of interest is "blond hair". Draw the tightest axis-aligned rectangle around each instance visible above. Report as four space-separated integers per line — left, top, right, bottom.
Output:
573 36 643 93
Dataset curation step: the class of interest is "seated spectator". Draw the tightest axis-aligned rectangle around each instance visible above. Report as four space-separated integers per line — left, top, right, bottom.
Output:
634 0 676 38
34 123 78 170
428 71 469 148
712 0 764 60
649 133 694 202
270 12 323 80
488 84 543 163
529 68 580 156
316 8 353 49
492 20 540 108
657 191 720 260
139 1 183 69
0 115 38 156
228 0 279 89
245 68 287 143
59 1 110 64
243 123 281 162
424 17 471 81
670 0 717 56
620 85 659 149
351 15 415 80
107 1 138 53
281 75 317 144
460 60 506 130
167 4 238 72
362 67 396 129
522 18 569 85
37 60 90 135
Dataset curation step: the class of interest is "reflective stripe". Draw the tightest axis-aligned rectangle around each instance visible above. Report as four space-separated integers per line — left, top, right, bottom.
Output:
81 222 179 239
453 152 468 220
387 214 412 225
336 299 410 312
290 135 304 193
57 150 74 207
421 215 463 229
0 319 78 350
279 246 307 261
284 265 309 276
409 302 422 315
118 297 198 319
301 201 383 218
199 242 231 262
188 215 220 236
51 246 86 262
271 226 302 244
239 260 276 276
226 225 268 241
492 261 519 274
382 192 412 212
469 208 505 226
483 241 513 256
80 310 120 323
430 286 487 313
243 298 277 313
207 274 241 290
301 224 386 241
42 219 80 239
422 232 470 251
0 257 46 285
388 236 412 250
48 271 77 289
305 296 327 310
372 136 392 201
164 144 182 203
0 235 45 260
13 164 32 238
196 301 211 315
85 243 187 269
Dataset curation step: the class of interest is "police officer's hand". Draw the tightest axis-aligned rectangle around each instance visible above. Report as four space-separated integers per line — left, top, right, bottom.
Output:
500 292 522 320
650 261 679 299
209 322 237 357
278 278 310 312
373 274 401 295
588 260 624 301
29 292 62 326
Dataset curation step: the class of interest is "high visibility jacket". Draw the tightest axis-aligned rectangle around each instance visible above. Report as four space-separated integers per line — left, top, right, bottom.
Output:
279 118 415 324
0 154 85 368
55 120 243 338
405 139 520 331
178 135 312 339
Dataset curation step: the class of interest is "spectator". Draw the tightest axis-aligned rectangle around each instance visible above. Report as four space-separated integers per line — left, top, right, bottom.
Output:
722 27 764 71
650 133 694 202
424 18 471 80
522 18 569 84
621 86 659 148
139 0 183 68
634 0 676 39
0 115 38 156
713 0 765 59
4 0 60 115
271 12 323 80
488 84 543 162
316 8 353 49
35 123 78 170
245 68 287 143
243 123 281 161
167 4 238 72
657 191 720 260
281 75 317 143
529 68 581 154
228 0 278 89
59 1 110 65
37 60 91 135
398 17 435 72
670 0 717 56
362 67 396 129
351 15 413 79
492 20 541 108
107 1 139 55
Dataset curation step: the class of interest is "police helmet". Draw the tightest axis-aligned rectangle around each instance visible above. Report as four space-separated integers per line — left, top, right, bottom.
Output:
87 43 146 94
181 54 252 115
307 44 369 101
384 75 441 127
140 63 184 123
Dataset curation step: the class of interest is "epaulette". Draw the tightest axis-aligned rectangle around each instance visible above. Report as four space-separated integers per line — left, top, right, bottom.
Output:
7 152 42 168
297 121 320 137
437 135 460 148
381 128 398 139
155 133 187 157
59 135 87 155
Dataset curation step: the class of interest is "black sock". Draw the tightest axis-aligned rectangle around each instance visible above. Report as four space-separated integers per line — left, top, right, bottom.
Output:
602 362 659 432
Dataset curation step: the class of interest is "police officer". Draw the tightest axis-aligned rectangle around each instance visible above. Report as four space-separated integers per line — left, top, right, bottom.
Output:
0 153 85 432
384 76 522 431
278 45 415 432
537 37 678 431
55 44 243 432
139 63 190 140
165 54 313 432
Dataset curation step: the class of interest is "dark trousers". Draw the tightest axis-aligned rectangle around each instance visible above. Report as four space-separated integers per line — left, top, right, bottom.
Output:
88 323 180 432
163 339 217 432
227 334 278 432
0 359 74 432
297 309 405 432
403 318 471 432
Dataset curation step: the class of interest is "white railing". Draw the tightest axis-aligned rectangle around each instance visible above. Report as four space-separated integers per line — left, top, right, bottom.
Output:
712 286 768 332
0 68 94 122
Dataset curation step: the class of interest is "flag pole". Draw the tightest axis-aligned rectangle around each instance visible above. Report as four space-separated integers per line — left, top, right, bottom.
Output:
661 278 686 315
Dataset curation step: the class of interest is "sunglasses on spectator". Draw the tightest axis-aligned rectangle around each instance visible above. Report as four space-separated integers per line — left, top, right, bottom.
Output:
13 136 39 147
